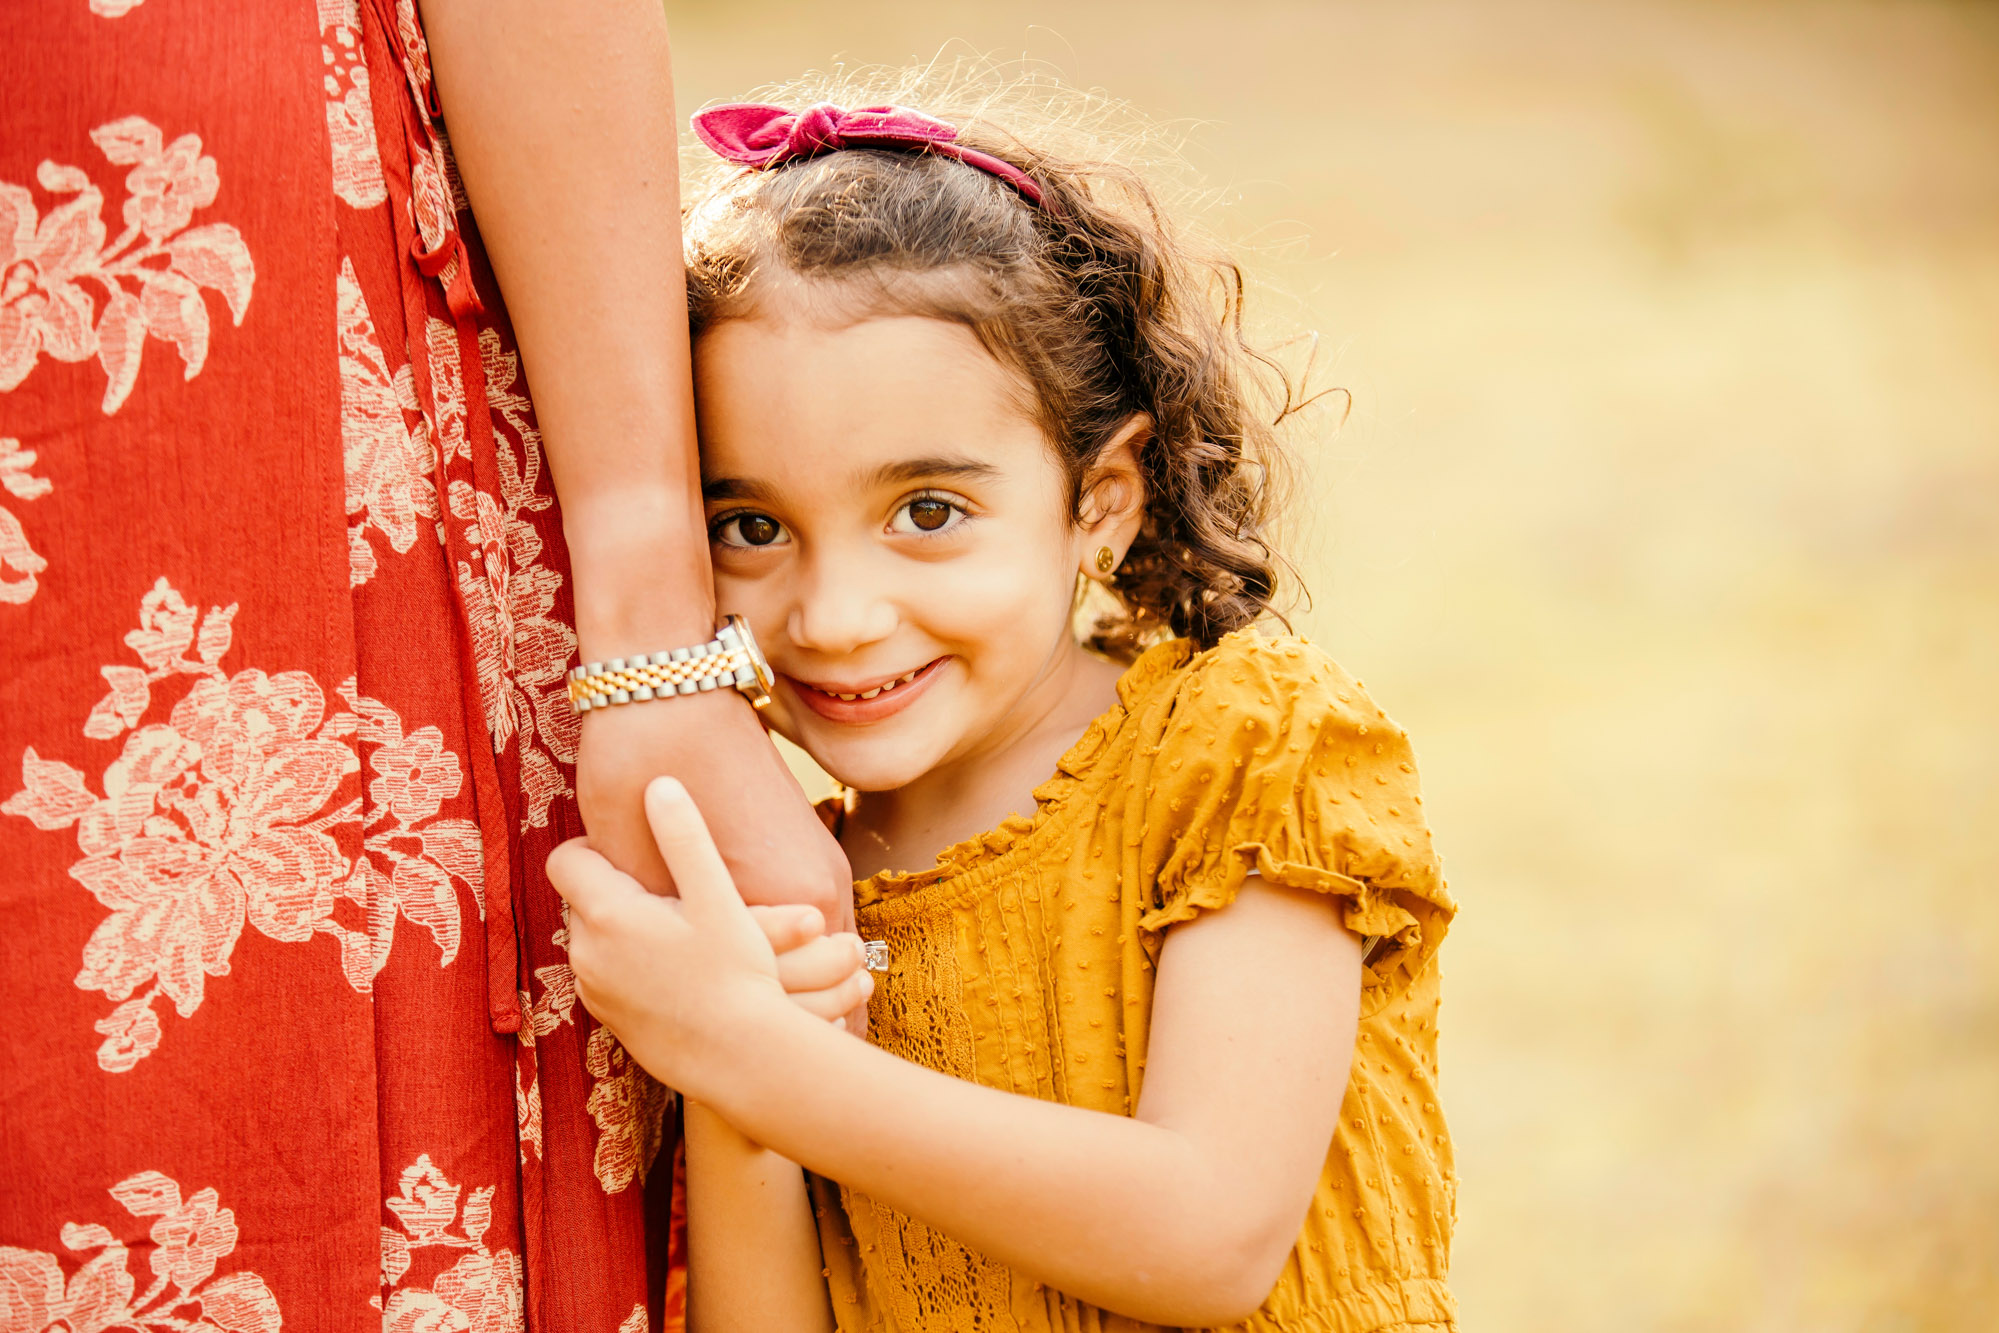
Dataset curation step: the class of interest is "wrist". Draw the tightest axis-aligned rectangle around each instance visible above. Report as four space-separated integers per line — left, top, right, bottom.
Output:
691 988 829 1130
563 495 719 654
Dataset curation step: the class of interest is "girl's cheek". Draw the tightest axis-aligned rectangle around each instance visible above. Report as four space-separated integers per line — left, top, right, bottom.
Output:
933 536 1076 613
712 561 791 639
886 551 1028 630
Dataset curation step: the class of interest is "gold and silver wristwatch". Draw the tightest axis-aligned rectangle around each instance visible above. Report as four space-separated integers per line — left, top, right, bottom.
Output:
566 615 775 714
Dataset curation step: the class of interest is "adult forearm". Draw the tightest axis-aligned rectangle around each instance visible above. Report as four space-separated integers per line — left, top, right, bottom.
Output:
423 2 853 915
422 0 710 651
684 1102 835 1333
698 1005 1270 1326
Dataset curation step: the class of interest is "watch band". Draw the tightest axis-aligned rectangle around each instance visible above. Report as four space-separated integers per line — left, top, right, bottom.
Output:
567 617 771 714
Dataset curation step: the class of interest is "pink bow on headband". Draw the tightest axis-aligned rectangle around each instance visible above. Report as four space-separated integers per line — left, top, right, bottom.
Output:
691 101 1049 209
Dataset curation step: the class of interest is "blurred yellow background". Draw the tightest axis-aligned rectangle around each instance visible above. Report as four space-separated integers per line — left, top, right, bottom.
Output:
671 2 1999 1328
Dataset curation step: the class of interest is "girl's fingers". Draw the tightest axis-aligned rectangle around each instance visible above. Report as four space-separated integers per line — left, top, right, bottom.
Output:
749 904 825 956
773 932 867 995
546 836 641 925
642 777 749 929
785 969 875 1023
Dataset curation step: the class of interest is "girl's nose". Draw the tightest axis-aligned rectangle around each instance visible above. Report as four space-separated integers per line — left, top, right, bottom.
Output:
786 553 898 656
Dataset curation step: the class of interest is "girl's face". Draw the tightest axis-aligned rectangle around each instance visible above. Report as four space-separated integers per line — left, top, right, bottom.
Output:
694 309 1130 793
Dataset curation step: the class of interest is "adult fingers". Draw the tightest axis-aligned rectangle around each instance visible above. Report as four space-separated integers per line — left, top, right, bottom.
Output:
643 776 748 929
749 903 825 956
774 932 866 995
786 969 875 1024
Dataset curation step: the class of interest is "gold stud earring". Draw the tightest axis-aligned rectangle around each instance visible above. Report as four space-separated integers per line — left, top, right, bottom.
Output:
1094 546 1116 575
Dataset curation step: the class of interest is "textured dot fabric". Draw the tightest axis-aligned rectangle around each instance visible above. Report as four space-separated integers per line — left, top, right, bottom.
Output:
813 632 1459 1333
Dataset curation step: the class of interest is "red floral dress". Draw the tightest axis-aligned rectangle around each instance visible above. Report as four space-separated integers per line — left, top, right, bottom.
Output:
0 2 684 1329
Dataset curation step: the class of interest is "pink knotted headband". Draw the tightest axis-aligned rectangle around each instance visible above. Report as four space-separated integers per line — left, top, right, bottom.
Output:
692 101 1049 209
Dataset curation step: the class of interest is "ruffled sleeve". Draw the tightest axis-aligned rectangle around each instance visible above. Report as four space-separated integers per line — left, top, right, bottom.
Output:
1132 632 1454 998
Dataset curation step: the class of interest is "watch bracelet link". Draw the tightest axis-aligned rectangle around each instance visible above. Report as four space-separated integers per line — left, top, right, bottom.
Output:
567 625 758 713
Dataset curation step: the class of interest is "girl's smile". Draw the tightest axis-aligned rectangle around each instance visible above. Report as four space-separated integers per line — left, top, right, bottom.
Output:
784 655 951 723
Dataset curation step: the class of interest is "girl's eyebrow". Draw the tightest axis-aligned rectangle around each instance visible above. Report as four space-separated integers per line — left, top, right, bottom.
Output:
701 475 773 504
865 456 1003 487
703 456 1002 505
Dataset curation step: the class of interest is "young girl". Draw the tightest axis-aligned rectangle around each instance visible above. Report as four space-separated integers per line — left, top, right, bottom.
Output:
551 81 1458 1333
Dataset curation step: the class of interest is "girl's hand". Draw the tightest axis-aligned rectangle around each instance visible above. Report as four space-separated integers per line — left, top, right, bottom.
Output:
574 695 869 1039
548 776 859 1089
748 904 876 1027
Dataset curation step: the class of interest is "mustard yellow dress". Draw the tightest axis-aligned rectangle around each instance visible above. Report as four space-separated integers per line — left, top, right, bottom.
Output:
813 632 1458 1333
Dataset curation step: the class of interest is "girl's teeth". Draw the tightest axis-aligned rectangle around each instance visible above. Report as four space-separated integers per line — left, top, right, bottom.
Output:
825 667 923 703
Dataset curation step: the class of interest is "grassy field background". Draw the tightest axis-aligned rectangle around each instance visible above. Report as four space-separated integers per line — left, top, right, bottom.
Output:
669 3 1999 1328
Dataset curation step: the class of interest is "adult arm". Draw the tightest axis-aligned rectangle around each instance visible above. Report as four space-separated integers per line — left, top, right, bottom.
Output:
553 781 1362 1328
420 0 849 916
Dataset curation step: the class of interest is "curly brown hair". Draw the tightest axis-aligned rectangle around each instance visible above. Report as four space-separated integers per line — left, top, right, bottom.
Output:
681 69 1327 658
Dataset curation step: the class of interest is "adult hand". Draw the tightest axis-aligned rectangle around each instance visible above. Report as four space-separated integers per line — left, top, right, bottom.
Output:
575 687 855 930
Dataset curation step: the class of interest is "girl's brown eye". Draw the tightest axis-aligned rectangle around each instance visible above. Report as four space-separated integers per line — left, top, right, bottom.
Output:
716 513 785 548
908 499 951 531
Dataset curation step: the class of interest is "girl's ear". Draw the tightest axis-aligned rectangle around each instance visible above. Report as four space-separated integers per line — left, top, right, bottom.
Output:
1077 413 1150 582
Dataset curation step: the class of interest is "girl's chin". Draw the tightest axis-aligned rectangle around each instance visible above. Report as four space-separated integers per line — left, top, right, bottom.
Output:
787 724 952 794
765 713 945 792
810 748 942 795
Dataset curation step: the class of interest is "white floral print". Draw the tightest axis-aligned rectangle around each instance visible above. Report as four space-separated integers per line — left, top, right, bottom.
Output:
340 258 438 587
426 317 467 463
585 1027 669 1194
444 330 577 830
0 116 254 414
513 927 581 1167
0 1169 281 1332
386 0 472 303
321 0 389 210
337 674 486 994
0 578 482 1071
1 436 50 605
378 1156 524 1333
512 926 664 1194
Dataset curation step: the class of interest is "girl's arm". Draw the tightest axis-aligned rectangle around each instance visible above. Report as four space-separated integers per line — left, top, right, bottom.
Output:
554 780 1362 1328
684 907 866 1333
420 0 850 916
683 1102 833 1333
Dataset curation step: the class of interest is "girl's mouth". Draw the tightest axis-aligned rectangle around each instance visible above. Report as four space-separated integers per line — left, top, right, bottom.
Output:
784 657 949 724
